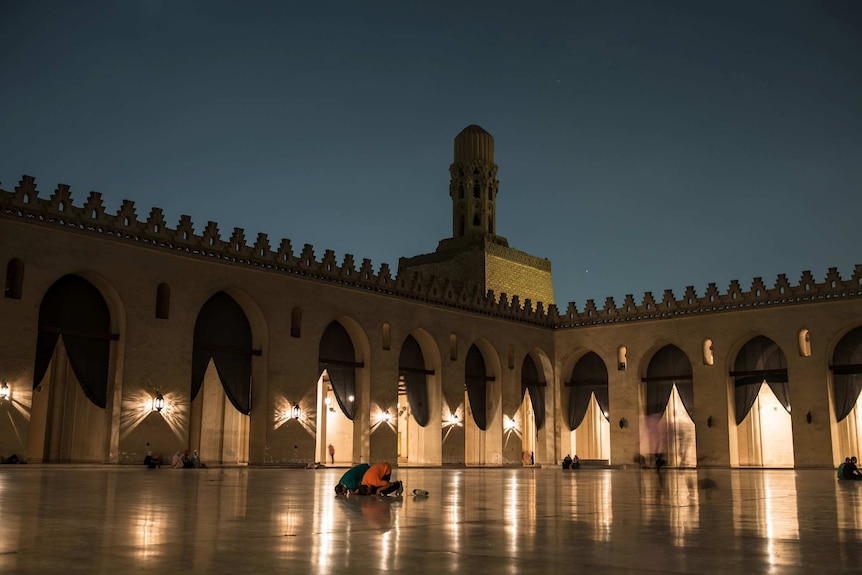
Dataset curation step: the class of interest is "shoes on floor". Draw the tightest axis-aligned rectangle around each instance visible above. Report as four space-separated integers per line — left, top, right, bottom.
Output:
395 482 404 496
413 489 429 497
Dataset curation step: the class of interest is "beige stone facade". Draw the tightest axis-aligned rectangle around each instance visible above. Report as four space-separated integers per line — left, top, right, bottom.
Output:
1 126 860 469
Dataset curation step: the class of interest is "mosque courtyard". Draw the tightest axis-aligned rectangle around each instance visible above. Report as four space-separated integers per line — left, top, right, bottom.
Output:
0 465 859 574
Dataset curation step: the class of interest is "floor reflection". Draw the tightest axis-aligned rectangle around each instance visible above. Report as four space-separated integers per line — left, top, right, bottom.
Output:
0 467 858 574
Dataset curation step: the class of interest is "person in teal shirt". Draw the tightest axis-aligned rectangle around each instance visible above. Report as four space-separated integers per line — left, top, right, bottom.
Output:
334 463 371 494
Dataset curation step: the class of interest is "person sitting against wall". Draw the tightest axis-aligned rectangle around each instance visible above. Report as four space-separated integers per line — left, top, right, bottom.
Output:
842 456 862 480
571 454 580 469
144 451 163 469
359 462 403 497
562 454 572 469
838 457 850 479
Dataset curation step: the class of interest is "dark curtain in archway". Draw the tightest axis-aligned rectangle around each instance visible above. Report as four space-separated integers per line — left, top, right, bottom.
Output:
733 336 789 424
319 321 356 421
465 345 488 431
34 275 112 408
645 345 693 418
832 327 862 422
521 355 546 431
191 292 253 415
399 335 429 427
566 352 609 430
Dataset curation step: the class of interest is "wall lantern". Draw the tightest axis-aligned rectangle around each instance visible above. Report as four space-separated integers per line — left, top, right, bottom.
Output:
348 395 355 403
153 391 165 413
618 417 627 429
0 381 10 401
707 416 713 428
291 404 302 420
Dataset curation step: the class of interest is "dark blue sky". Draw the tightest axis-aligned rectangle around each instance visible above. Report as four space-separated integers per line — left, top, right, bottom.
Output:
2 1 860 307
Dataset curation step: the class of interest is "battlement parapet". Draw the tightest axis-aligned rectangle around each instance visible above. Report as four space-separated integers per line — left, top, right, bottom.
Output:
3 176 860 329
555 265 862 328
0 176 554 326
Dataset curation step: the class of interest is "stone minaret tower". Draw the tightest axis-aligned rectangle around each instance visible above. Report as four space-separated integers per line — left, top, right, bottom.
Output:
398 124 554 306
450 125 499 239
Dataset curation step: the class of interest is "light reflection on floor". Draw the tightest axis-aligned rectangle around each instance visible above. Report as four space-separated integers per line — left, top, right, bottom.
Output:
0 466 859 574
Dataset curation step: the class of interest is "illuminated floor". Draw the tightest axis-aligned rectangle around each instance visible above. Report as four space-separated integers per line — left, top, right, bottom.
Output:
0 466 860 574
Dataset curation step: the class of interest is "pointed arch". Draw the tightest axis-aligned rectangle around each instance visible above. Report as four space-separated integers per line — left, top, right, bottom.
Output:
566 351 609 430
399 334 431 427
731 336 789 424
643 345 693 418
191 292 254 415
830 326 862 422
34 274 113 408
319 320 359 421
520 354 546 431
465 344 490 430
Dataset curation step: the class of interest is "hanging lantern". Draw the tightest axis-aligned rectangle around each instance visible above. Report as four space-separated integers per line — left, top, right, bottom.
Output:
291 404 302 420
153 391 165 412
0 381 10 401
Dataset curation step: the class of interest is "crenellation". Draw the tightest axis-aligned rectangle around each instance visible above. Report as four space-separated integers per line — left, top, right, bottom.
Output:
83 191 106 223
661 289 677 311
229 227 248 255
202 221 222 249
1 175 859 329
117 199 138 229
377 263 392 286
299 244 317 269
146 207 167 236
276 238 293 263
799 270 815 293
359 258 374 280
253 233 270 258
49 183 71 213
14 175 37 205
341 254 355 277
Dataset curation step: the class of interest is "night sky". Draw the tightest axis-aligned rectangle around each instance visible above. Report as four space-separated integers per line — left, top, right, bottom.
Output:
2 1 860 308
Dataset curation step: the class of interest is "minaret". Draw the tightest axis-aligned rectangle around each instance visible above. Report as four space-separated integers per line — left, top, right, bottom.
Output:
449 125 499 239
399 124 554 306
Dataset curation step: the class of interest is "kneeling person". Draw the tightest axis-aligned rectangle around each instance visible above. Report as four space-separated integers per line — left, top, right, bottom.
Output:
361 462 403 496
335 463 371 495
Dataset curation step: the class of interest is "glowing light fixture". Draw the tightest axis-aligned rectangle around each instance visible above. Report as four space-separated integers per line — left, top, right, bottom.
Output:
0 381 9 401
324 396 332 405
504 417 517 431
348 395 355 402
380 410 392 423
291 404 302 420
153 390 165 412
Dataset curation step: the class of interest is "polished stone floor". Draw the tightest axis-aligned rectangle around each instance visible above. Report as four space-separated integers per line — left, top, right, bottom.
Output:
0 466 860 574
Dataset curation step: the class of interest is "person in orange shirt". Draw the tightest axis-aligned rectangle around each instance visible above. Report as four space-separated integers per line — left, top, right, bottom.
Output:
359 461 403 496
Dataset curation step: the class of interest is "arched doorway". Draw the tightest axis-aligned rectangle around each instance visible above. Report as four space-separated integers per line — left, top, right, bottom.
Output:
731 335 793 467
830 326 862 464
317 321 360 466
566 351 610 462
464 342 501 465
28 274 117 462
190 292 257 465
642 345 696 468
517 354 546 466
397 334 436 465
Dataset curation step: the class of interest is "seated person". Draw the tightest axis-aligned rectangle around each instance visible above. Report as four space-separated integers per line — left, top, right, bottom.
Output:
562 454 572 469
842 456 862 480
838 457 849 479
334 463 371 495
571 455 580 469
360 462 403 496
191 450 203 468
144 451 163 468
